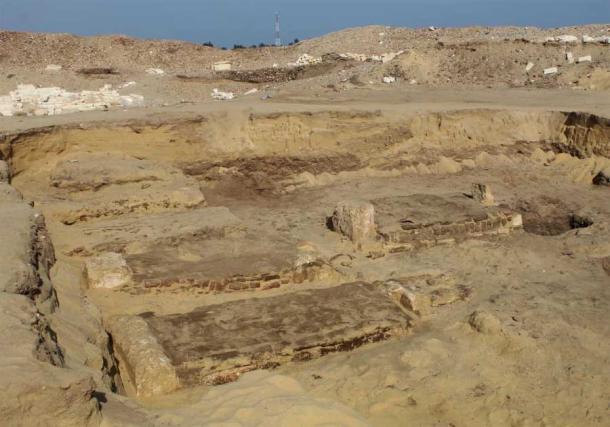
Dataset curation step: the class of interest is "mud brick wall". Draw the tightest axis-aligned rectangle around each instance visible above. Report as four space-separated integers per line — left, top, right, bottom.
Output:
133 260 335 294
382 213 520 248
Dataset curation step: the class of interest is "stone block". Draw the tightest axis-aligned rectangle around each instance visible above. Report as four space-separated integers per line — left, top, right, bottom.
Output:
106 315 179 398
556 35 578 43
85 252 132 289
544 67 558 75
471 183 495 206
331 200 376 242
212 61 232 71
577 55 592 63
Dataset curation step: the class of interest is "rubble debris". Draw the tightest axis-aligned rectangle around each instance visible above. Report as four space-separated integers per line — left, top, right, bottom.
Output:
583 35 610 44
592 170 610 186
119 81 137 88
211 88 235 100
471 183 495 206
338 51 404 63
45 64 62 72
146 68 165 75
0 84 145 117
119 94 145 108
555 35 579 43
372 51 405 63
544 67 558 75
85 252 132 289
212 61 232 71
566 52 574 64
331 200 377 242
291 54 322 67
383 76 396 84
577 55 592 63
525 62 535 72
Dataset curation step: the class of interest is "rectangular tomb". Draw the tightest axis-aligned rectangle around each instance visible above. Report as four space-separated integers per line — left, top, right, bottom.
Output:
108 282 412 395
373 194 522 251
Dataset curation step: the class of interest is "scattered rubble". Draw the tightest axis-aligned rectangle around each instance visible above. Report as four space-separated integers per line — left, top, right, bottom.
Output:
292 54 322 67
0 84 144 117
583 35 610 44
338 51 404 63
525 62 535 72
146 68 165 75
211 88 235 100
383 76 396 84
119 81 137 89
549 35 579 43
566 52 574 64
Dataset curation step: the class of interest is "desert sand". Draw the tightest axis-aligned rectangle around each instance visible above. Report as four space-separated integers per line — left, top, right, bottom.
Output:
0 25 609 427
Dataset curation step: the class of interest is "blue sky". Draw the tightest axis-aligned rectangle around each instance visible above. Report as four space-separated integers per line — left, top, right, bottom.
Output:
0 0 608 47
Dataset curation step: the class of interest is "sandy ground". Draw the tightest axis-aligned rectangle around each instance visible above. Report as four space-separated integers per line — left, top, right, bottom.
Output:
1 26 609 427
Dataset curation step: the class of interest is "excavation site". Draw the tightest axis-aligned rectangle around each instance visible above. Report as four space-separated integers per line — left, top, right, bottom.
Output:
1 24 609 427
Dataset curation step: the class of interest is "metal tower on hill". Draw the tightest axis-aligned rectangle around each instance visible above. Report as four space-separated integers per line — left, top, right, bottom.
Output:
275 13 281 46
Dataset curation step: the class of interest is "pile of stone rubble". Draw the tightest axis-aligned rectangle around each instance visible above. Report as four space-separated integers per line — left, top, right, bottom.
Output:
544 34 610 44
0 84 144 117
288 51 405 67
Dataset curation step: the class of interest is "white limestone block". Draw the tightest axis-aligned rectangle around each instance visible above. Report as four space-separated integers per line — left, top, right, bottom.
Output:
544 67 558 75
85 252 132 289
211 88 235 100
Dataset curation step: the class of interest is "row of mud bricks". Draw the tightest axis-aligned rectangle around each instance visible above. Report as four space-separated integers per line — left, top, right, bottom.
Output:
138 260 331 293
384 212 522 247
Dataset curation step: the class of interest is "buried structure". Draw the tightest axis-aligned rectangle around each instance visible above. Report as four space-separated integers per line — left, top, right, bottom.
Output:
1 27 610 427
1 103 609 426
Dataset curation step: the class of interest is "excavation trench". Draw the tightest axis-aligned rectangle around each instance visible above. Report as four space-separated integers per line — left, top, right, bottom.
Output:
1 108 609 400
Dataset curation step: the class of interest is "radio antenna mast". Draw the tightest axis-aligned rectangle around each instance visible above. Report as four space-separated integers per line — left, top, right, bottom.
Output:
275 13 281 46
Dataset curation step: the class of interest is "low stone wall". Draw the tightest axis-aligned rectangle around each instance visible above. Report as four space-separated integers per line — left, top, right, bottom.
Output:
129 259 341 294
381 212 523 251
